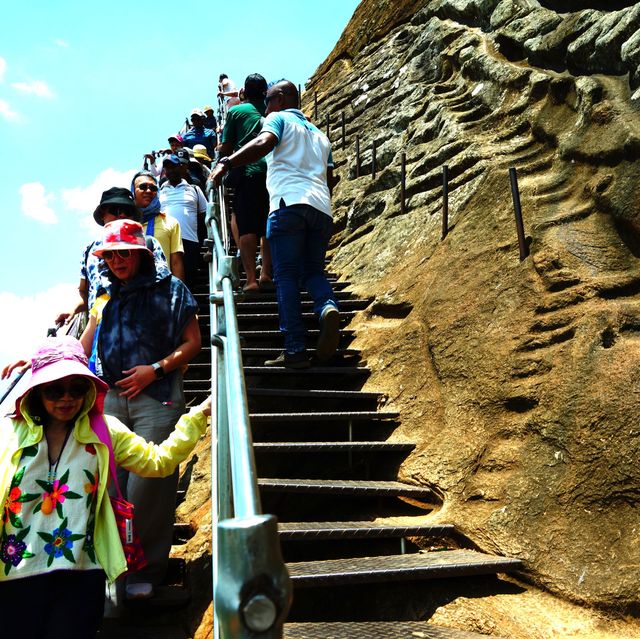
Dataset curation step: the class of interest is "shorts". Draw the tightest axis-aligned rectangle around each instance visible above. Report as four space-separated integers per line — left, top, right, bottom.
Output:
234 172 270 238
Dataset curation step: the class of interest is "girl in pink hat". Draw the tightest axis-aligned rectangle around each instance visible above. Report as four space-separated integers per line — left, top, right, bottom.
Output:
0 335 210 637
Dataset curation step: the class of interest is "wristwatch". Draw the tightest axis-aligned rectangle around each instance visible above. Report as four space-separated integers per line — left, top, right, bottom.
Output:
151 362 165 379
218 156 233 171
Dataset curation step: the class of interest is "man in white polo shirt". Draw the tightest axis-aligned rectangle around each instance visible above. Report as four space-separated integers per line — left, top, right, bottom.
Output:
159 154 207 290
210 80 339 369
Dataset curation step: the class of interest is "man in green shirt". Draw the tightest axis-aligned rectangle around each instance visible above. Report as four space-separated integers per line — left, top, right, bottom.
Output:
216 74 273 292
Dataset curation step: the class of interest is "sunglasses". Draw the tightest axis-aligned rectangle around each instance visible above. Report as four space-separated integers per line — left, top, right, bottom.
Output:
102 249 132 261
41 380 91 401
103 207 130 218
137 183 158 192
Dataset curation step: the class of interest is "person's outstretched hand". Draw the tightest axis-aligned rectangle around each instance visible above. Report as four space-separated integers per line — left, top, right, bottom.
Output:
2 359 30 380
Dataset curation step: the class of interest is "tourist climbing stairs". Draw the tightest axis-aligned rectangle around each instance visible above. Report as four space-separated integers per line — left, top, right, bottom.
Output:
183 261 522 638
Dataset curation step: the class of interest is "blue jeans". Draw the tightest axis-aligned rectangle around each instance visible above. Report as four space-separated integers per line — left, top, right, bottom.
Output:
266 203 338 353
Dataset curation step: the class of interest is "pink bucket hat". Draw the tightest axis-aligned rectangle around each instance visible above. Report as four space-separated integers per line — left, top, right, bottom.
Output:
92 219 152 258
16 336 108 416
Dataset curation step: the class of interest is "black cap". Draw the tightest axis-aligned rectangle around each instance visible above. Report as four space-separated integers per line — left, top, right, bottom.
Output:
93 187 139 226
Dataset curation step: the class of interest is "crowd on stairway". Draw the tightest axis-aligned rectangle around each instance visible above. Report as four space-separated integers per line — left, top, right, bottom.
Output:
0 68 342 636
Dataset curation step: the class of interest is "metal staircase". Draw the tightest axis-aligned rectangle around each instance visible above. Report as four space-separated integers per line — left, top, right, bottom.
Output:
185 266 522 638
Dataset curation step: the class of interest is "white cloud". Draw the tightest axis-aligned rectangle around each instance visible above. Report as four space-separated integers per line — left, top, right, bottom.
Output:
54 39 69 48
0 97 20 122
62 168 137 224
19 182 57 224
0 57 6 82
0 284 79 374
11 80 55 99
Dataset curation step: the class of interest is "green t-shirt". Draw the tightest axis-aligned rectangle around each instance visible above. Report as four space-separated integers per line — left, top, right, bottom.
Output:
221 101 266 177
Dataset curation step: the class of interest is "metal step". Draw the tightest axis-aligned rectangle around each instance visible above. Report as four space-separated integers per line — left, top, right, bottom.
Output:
284 621 506 638
258 478 434 499
255 441 414 453
244 366 368 376
239 329 356 340
278 521 454 541
250 411 399 422
246 388 383 400
241 347 361 358
194 289 360 301
236 299 372 311
286 550 522 587
203 311 356 323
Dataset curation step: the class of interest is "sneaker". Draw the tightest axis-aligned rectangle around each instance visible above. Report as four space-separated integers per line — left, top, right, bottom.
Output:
125 582 154 600
264 351 310 369
317 305 340 362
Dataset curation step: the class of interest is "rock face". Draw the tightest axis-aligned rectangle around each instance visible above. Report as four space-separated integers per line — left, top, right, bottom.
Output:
301 0 640 612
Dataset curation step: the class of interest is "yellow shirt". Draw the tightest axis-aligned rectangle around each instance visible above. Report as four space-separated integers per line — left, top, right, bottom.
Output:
143 213 183 262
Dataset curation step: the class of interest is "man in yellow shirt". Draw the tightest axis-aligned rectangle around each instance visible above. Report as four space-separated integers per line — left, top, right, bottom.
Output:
131 171 185 281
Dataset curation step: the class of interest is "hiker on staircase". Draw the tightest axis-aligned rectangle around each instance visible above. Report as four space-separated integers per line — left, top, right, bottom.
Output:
209 79 340 369
0 335 210 638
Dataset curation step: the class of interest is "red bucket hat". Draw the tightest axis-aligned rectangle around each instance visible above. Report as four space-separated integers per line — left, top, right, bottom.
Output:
92 219 152 258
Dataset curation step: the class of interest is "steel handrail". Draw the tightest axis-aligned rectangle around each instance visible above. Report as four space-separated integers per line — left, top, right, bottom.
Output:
205 184 291 638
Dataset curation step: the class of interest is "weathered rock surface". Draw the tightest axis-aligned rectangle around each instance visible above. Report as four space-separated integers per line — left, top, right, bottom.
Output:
301 0 640 615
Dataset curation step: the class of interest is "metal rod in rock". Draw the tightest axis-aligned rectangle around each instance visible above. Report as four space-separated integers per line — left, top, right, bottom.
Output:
356 135 361 178
314 91 318 120
400 152 407 216
341 112 346 147
442 165 449 240
372 141 377 180
297 84 301 109
326 113 330 139
509 167 529 261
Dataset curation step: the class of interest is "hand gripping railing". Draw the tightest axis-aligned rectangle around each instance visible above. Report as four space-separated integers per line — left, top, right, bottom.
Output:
204 185 292 639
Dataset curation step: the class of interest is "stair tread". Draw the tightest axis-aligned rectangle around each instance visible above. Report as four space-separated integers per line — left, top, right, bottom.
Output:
258 478 433 497
278 520 454 540
255 441 414 452
236 299 371 310
284 621 507 638
251 410 398 421
286 549 522 586
246 388 383 399
240 329 355 337
245 366 367 375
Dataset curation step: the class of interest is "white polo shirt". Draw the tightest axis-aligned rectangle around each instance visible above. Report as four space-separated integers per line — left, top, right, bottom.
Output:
262 109 334 218
158 179 207 242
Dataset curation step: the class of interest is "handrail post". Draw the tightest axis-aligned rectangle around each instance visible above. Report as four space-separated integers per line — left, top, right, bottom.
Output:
372 141 376 180
355 135 361 178
509 167 529 261
442 165 449 240
314 91 318 120
325 113 330 139
400 152 406 215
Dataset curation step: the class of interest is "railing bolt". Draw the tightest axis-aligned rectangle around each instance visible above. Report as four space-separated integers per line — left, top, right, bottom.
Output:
242 594 278 632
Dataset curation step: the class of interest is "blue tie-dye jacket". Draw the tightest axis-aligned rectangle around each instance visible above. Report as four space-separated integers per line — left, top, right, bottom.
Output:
97 265 198 403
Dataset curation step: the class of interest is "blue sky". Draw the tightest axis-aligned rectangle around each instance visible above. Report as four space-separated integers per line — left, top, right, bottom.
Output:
0 0 359 367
